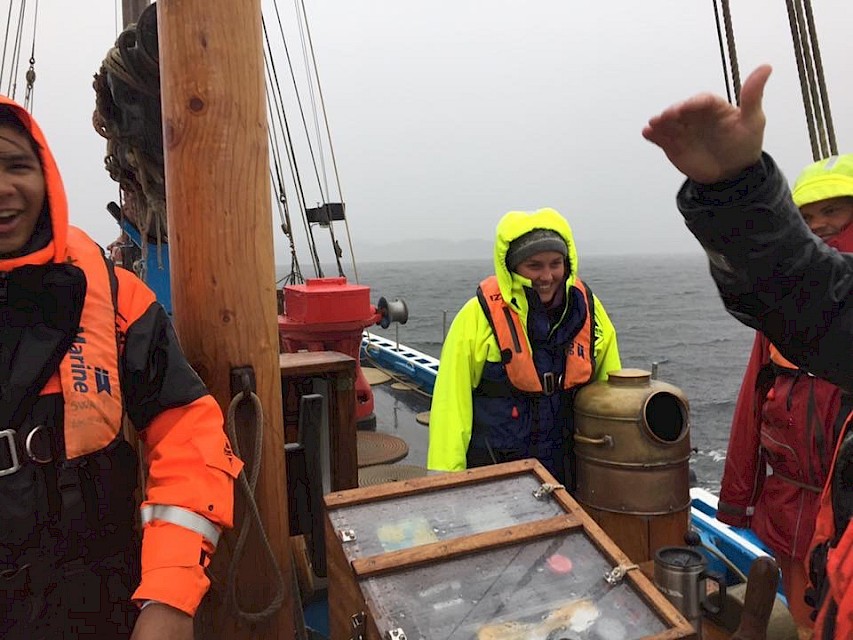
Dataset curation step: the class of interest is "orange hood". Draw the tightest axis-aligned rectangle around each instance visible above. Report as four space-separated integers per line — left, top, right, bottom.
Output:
0 95 68 270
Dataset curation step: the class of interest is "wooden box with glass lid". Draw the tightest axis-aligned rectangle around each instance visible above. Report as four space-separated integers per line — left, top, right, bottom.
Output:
324 459 696 640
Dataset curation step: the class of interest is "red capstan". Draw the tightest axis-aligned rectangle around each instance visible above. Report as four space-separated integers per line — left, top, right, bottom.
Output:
278 277 398 430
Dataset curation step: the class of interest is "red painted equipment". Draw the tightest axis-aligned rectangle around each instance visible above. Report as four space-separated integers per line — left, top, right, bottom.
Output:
278 277 407 430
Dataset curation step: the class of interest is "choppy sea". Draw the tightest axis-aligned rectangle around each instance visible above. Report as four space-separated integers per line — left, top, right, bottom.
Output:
282 253 755 493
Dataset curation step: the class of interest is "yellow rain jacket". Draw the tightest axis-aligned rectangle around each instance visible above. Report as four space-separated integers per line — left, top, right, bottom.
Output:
427 208 621 483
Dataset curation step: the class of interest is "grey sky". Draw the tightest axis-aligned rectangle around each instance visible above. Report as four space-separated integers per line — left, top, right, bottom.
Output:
11 1 853 263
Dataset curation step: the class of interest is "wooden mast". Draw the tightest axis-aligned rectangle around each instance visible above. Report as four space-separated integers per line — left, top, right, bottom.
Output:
156 1 295 638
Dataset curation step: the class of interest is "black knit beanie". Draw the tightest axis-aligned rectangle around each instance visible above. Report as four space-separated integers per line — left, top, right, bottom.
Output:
505 229 567 271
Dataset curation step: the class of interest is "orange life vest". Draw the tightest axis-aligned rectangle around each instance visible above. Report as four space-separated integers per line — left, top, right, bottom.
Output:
476 275 594 394
48 227 124 459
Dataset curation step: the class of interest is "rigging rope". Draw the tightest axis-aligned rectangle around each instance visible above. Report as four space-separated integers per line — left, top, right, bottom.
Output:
0 0 38 110
264 69 306 284
22 0 37 111
709 1 838 160
720 0 741 105
710 0 733 106
792 0 828 158
291 0 345 278
0 1 15 90
268 1 345 278
263 19 324 279
298 0 359 282
7 0 26 98
785 0 837 160
802 0 837 155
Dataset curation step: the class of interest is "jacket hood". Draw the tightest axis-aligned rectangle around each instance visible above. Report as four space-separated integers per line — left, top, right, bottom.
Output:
0 95 68 270
493 207 578 306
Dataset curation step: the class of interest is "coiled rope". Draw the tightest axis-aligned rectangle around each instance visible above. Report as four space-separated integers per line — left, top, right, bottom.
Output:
92 4 167 264
224 390 288 626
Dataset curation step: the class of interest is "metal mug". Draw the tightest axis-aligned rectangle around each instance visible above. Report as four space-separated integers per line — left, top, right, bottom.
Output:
653 546 726 639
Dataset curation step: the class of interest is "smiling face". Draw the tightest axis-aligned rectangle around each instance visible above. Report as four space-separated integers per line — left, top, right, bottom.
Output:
513 250 566 304
800 197 853 242
0 124 45 257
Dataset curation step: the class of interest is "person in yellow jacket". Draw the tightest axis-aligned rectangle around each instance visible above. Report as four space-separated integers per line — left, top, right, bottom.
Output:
428 208 622 487
0 97 239 638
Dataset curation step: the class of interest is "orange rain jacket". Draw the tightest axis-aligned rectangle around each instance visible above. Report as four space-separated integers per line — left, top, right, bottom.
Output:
0 96 240 622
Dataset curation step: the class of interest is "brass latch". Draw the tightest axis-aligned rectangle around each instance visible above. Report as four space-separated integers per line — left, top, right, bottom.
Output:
604 563 639 585
532 483 565 500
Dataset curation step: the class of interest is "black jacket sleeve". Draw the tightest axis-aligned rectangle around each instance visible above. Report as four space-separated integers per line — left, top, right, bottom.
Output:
676 153 853 391
121 302 209 429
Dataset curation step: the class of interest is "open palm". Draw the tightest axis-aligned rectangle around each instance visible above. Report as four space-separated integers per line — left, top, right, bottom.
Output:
643 66 772 183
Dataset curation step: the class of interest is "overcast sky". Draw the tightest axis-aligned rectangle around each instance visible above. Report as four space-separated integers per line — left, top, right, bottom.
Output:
9 1 853 261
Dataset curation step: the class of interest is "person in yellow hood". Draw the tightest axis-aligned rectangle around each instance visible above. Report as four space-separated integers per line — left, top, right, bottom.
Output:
427 208 621 486
0 97 240 638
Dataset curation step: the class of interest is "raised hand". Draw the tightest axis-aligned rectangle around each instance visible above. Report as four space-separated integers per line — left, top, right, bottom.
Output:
642 65 772 184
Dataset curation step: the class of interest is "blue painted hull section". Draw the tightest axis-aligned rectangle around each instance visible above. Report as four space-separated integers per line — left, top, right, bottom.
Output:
361 333 439 394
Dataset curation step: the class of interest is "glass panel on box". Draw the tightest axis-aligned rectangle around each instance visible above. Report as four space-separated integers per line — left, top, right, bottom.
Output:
328 473 565 559
363 531 667 640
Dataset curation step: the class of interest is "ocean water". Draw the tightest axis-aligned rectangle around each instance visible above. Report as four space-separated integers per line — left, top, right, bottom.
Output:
283 253 755 492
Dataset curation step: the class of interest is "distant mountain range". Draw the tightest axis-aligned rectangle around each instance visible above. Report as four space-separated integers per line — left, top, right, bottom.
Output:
279 236 702 266
350 237 494 263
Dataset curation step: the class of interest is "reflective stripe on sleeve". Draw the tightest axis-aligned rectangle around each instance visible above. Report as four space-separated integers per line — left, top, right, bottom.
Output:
140 504 221 548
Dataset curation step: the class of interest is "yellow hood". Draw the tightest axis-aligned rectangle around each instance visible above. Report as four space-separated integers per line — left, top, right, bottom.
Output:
493 207 577 307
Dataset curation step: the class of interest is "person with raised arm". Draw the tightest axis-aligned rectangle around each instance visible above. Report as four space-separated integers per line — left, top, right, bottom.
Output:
644 64 853 639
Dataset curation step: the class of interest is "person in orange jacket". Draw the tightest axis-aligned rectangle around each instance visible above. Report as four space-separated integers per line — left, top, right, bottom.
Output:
643 65 853 639
716 155 853 628
0 97 241 638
